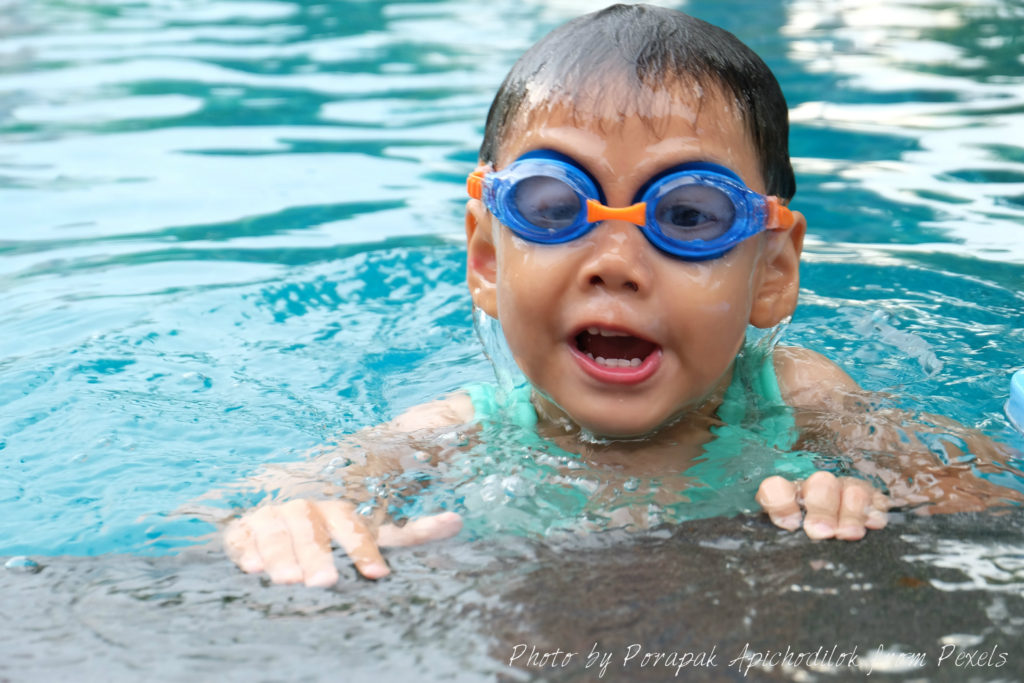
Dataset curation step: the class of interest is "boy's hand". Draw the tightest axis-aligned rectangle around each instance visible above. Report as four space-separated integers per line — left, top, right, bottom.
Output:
756 471 889 540
224 499 462 587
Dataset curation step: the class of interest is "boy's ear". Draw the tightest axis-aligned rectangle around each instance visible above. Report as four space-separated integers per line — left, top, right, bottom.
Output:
465 198 498 318
749 210 806 328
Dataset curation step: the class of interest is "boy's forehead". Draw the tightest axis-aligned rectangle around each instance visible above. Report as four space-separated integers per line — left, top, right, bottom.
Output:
495 79 755 172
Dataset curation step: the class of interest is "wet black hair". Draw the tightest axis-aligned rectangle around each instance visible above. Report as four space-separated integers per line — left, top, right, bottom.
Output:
479 3 796 200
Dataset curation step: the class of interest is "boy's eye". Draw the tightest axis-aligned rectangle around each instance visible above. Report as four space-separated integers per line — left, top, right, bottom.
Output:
654 184 735 242
514 176 581 231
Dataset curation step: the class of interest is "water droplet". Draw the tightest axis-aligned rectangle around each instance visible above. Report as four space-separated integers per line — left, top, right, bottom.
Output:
623 478 640 492
321 455 353 475
181 371 213 391
5 556 41 573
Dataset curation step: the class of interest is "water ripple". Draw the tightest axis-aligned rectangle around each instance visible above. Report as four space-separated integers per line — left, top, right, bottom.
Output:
785 0 1024 261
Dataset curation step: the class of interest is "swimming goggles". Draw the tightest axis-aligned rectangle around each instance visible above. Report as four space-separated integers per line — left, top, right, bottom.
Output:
467 150 795 260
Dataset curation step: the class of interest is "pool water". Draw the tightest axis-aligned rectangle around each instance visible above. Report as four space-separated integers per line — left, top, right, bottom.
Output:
2 0 1023 680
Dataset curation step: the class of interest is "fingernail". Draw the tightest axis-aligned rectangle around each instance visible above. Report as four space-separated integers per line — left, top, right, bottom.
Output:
867 510 888 528
777 514 803 531
270 567 303 584
239 558 263 573
439 512 464 533
805 522 835 539
305 569 338 588
362 562 390 580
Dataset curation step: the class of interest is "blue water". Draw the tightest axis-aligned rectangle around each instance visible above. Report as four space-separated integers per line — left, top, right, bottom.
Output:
2 0 1023 563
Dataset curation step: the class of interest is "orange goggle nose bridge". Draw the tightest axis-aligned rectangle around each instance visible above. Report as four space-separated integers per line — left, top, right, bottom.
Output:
586 199 647 226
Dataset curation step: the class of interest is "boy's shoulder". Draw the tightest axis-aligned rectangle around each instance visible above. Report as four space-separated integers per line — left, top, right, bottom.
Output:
384 393 476 433
773 345 862 411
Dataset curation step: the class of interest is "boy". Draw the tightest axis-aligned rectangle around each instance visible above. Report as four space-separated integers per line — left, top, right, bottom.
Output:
224 5 1017 587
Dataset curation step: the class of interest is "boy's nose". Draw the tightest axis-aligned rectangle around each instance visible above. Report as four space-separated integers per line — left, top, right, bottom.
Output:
578 220 653 294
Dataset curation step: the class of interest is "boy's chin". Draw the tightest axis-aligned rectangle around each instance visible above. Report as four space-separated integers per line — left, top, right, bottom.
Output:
534 391 685 440
571 411 672 441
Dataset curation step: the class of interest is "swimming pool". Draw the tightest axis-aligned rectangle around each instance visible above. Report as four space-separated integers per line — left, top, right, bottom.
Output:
2 0 1022 679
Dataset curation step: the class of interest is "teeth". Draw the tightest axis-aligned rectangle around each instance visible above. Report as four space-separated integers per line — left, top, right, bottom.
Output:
587 354 644 369
586 326 630 338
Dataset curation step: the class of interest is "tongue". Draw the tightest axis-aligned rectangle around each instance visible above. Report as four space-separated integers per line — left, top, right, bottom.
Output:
580 332 656 360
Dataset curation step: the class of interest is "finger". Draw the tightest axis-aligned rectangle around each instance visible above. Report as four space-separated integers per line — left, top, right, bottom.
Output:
279 500 339 588
866 490 890 530
755 476 803 531
835 479 874 540
251 506 305 584
377 512 463 547
318 500 390 580
801 471 842 540
224 518 263 574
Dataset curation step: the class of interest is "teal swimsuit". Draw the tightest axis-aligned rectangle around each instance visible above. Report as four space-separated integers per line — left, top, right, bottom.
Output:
462 347 818 522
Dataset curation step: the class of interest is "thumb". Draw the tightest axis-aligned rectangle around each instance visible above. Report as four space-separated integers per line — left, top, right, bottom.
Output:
376 511 463 547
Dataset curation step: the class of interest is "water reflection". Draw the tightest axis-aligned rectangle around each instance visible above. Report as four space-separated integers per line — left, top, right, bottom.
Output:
0 1 1022 679
784 0 1024 260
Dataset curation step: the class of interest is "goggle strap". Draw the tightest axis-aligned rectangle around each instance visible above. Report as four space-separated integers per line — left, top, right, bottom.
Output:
586 199 647 226
766 197 796 231
467 169 487 200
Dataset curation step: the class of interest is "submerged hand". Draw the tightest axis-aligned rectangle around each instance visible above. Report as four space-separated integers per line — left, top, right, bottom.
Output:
224 499 463 586
756 471 889 540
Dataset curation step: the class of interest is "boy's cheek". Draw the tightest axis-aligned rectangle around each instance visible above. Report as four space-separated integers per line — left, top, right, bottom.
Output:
494 236 561 295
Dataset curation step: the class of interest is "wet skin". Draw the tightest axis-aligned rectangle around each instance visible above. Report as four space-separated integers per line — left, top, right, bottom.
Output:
465 88 805 439
222 86 913 587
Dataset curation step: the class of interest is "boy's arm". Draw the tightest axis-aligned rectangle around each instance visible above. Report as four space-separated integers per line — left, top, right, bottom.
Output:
382 393 476 432
223 393 474 586
762 346 1022 535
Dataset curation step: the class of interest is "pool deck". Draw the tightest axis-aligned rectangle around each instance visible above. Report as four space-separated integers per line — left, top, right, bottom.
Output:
2 509 1022 682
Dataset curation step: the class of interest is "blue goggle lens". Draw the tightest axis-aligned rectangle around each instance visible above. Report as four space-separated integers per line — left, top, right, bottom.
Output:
513 175 581 233
652 182 737 244
472 151 786 259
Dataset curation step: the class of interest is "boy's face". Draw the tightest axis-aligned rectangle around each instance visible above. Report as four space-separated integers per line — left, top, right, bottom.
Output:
466 86 804 438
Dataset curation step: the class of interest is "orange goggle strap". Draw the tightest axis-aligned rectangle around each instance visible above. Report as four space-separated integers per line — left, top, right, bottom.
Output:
766 197 795 231
467 168 487 200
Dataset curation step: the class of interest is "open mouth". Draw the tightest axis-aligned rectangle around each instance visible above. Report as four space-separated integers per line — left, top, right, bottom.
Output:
570 326 662 384
574 327 657 367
